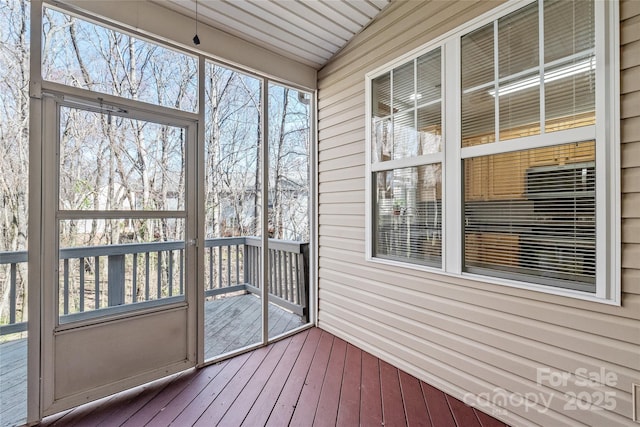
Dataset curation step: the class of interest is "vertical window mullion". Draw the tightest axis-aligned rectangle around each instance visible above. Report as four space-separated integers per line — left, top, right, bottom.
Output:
414 59 418 154
593 0 609 299
445 40 462 274
390 69 395 154
493 21 500 142
538 0 545 134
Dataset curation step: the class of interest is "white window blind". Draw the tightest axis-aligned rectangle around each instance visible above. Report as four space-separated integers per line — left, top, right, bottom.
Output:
461 0 598 292
464 141 596 291
374 165 442 266
544 0 595 131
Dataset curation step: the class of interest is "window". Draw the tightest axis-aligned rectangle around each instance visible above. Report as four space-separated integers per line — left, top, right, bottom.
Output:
42 7 198 113
367 0 619 302
370 48 443 267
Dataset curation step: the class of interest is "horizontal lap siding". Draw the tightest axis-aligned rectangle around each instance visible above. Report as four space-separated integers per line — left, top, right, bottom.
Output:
317 0 640 426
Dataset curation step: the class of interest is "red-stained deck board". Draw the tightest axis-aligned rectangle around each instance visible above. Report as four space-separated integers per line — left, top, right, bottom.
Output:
165 352 252 426
446 394 483 427
118 369 210 427
193 345 274 426
312 337 347 427
380 360 407 427
359 350 383 426
94 376 179 427
288 330 335 427
37 328 509 427
42 395 118 427
335 343 362 427
240 329 310 426
399 370 432 427
474 407 510 427
421 381 458 427
142 355 240 426
264 327 323 427
215 337 291 426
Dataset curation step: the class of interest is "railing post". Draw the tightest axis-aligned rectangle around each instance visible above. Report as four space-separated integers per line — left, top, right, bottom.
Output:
243 244 249 285
300 243 310 322
108 254 125 306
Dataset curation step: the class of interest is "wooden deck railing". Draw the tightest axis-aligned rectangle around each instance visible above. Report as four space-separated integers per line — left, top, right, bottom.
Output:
0 237 309 335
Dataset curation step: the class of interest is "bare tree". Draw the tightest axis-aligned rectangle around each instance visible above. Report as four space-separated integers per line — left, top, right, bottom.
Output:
0 0 30 325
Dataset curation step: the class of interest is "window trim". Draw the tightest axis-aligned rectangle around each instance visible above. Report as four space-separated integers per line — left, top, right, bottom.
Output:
365 0 620 305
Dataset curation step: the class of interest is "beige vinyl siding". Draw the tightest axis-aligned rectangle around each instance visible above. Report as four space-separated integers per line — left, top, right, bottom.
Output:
317 0 640 425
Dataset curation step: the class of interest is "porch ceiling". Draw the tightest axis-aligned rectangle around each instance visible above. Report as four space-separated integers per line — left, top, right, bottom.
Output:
151 0 392 69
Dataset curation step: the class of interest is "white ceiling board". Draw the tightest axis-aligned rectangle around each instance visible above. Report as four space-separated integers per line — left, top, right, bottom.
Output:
345 0 383 18
368 0 392 9
303 1 371 29
154 0 392 69
196 1 334 62
235 1 342 51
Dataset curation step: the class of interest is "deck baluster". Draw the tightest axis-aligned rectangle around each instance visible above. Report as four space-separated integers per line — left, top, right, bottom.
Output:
108 254 125 306
9 263 16 324
79 257 85 311
179 249 184 295
168 251 174 297
63 259 69 314
145 252 150 301
132 254 138 303
95 257 101 309
156 251 162 299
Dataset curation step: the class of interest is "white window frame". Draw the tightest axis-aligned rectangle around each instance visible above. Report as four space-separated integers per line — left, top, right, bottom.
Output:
365 0 620 305
368 46 445 268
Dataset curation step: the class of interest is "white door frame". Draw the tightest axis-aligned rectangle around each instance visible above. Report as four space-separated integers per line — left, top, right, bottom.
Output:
38 92 198 417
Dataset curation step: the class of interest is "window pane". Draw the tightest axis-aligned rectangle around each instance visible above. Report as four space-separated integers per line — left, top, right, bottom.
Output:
417 49 441 104
372 118 392 163
59 106 185 211
42 8 198 112
392 111 417 159
268 83 311 340
461 23 495 89
498 2 539 79
544 0 595 64
416 48 442 155
374 165 442 267
463 141 595 291
268 84 311 242
498 2 540 138
372 72 391 119
499 72 540 139
461 23 495 146
204 63 261 239
392 62 414 113
417 104 442 155
203 62 263 360
544 1 595 132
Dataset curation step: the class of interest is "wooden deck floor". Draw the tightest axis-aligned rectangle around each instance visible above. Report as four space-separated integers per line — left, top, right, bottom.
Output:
0 337 27 427
205 294 304 358
0 294 304 427
34 328 508 427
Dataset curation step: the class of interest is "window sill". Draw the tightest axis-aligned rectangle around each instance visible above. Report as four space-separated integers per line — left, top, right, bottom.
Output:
367 255 621 306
